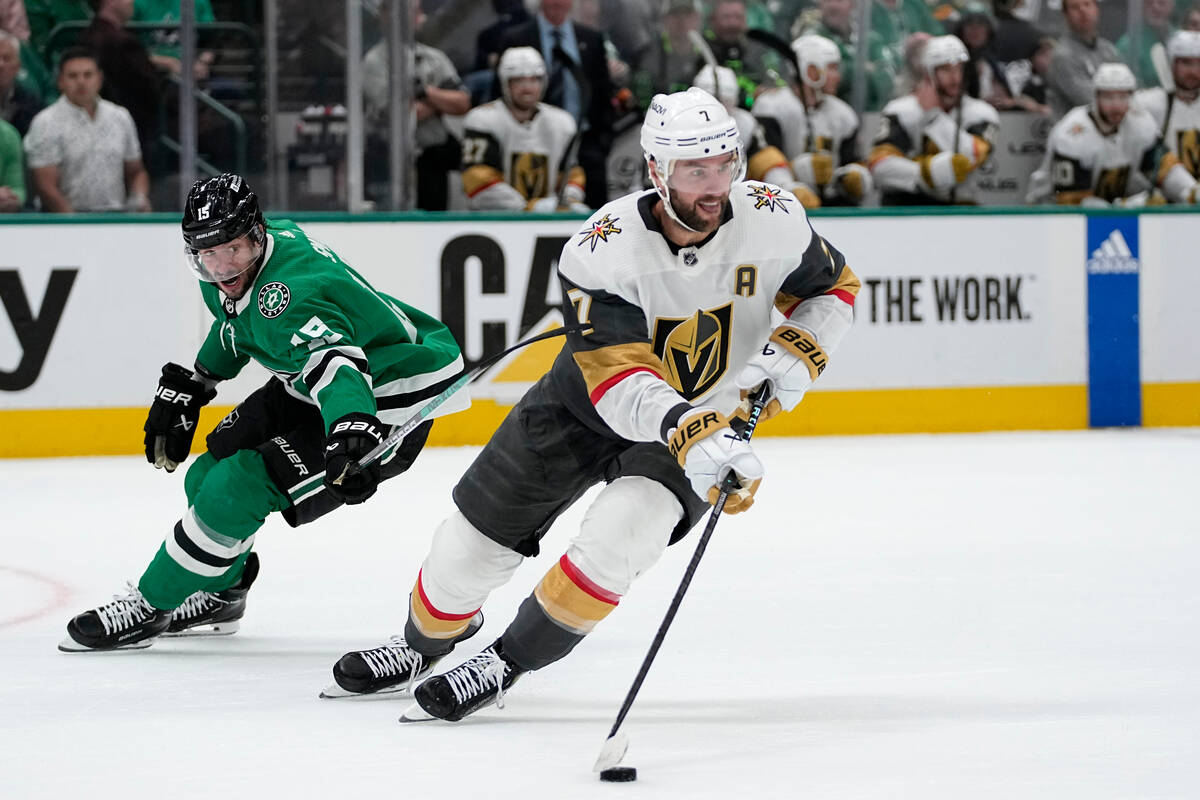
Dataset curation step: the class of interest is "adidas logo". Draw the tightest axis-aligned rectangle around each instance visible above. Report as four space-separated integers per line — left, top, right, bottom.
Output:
1087 230 1138 274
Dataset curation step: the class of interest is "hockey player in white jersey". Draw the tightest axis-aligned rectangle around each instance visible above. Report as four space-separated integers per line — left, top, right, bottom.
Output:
691 64 822 207
328 87 861 721
1027 62 1161 205
1135 31 1200 203
459 46 587 212
869 35 1000 205
752 34 872 206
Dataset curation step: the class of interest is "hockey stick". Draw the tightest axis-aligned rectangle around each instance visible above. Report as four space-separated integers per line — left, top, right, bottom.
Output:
688 28 719 74
593 385 771 773
332 323 591 483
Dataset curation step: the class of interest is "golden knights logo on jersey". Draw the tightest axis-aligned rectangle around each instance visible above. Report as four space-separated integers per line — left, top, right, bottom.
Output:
1095 165 1131 201
511 152 550 200
746 183 794 213
578 214 622 252
651 303 732 399
1177 129 1200 176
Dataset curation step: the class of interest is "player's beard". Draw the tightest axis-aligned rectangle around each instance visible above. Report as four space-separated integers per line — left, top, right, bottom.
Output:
669 188 727 233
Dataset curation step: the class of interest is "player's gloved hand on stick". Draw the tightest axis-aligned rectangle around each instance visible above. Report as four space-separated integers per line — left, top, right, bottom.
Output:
669 408 764 514
734 322 828 418
323 412 387 505
918 151 973 190
143 362 217 472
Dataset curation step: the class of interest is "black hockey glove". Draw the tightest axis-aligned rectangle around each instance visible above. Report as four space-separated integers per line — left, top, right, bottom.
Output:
143 363 217 472
323 412 387 505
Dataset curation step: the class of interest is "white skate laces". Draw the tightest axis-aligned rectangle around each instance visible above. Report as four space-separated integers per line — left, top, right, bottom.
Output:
445 649 511 710
95 583 157 634
361 636 427 692
172 591 222 620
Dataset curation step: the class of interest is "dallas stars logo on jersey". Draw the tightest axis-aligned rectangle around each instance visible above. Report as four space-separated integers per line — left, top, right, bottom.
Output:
258 282 291 318
747 184 793 213
578 214 622 252
651 303 732 399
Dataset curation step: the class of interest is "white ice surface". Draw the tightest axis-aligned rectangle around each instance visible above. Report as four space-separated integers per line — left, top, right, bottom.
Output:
2 430 1199 799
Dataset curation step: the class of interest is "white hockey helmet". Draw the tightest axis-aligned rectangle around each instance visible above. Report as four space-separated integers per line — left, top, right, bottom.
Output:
1167 30 1200 61
792 34 841 89
498 46 547 106
1092 62 1136 93
641 87 745 231
921 35 969 74
692 65 739 110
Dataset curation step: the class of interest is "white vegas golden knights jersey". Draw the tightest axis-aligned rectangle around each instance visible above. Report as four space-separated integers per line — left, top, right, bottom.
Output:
1136 87 1200 200
1031 104 1160 203
545 184 860 446
869 94 1000 204
751 87 862 167
460 99 580 208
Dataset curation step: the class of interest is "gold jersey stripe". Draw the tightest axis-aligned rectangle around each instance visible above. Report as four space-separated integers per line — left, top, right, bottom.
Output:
462 164 505 197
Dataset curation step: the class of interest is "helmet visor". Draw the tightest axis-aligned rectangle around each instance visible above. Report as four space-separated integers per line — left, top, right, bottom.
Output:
666 152 741 194
185 235 263 283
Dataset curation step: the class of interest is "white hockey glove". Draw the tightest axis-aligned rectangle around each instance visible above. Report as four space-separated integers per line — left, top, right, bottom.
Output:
527 194 590 213
832 163 872 203
917 152 973 191
735 322 828 416
468 181 526 210
1078 194 1112 208
791 152 835 190
668 408 764 514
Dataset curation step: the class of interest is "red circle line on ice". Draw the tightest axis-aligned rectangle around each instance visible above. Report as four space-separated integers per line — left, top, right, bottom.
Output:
0 565 74 629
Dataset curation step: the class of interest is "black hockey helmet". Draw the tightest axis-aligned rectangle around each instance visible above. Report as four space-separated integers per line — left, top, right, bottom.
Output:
182 173 263 252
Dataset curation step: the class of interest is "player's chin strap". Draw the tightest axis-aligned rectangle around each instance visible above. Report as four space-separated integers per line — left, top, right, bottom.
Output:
593 384 771 774
331 323 592 486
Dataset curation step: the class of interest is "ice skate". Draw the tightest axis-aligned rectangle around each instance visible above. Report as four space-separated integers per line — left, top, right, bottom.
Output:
162 553 260 637
59 583 173 652
401 640 525 722
321 612 484 699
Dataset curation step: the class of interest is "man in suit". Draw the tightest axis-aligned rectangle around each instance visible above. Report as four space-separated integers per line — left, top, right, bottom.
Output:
499 0 614 208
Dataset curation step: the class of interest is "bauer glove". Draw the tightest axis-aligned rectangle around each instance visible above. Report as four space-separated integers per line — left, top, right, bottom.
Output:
734 323 828 416
323 412 387 505
668 408 764 514
918 152 973 191
144 363 217 472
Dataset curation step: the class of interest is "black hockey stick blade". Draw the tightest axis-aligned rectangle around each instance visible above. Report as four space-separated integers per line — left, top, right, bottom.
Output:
333 323 591 484
592 385 771 773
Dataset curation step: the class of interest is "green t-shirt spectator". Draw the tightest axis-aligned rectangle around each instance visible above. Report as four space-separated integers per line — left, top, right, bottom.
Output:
872 0 945 65
1116 25 1177 89
132 0 215 60
0 117 26 209
25 0 90 62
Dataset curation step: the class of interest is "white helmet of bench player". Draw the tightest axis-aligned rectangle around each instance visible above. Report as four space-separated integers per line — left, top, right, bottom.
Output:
640 87 745 231
793 34 841 89
498 46 547 107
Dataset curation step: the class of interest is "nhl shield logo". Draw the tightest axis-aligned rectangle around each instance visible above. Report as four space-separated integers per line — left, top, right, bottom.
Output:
258 282 290 318
681 248 698 266
651 303 732 399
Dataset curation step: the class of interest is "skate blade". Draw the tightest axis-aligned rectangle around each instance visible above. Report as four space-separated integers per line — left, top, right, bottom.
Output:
57 636 154 653
319 682 412 700
398 701 438 723
160 620 240 638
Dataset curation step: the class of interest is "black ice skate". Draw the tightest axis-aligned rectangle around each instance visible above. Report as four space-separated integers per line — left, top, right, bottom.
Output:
59 583 173 652
401 640 525 722
321 612 484 699
163 552 260 637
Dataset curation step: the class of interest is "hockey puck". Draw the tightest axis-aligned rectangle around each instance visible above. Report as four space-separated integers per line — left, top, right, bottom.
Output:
599 767 637 782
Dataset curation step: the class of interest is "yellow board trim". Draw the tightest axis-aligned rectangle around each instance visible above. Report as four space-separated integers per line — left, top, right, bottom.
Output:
5 383 1196 458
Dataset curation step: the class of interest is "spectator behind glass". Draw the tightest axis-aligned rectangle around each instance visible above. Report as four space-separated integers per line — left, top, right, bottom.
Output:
23 47 151 211
1186 3 1200 31
989 0 1042 65
1116 0 1177 89
0 116 24 210
132 0 218 82
1 29 45 135
631 0 704 110
954 3 1013 107
475 0 530 71
362 0 470 211
80 0 164 159
704 0 787 107
25 0 91 66
1 0 30 40
1045 0 1120 118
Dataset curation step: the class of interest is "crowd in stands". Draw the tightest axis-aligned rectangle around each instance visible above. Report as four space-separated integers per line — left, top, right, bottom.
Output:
2 0 1200 213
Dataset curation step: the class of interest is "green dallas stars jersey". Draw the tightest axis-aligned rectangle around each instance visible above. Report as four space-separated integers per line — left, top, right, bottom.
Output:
195 219 467 432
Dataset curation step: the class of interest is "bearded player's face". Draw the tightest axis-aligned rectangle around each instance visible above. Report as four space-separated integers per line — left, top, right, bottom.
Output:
665 153 737 232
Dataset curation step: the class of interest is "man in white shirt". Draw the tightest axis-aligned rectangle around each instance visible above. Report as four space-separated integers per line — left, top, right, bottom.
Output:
23 47 151 213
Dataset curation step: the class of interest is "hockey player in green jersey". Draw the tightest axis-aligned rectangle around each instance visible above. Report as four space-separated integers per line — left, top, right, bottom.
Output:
60 173 468 652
